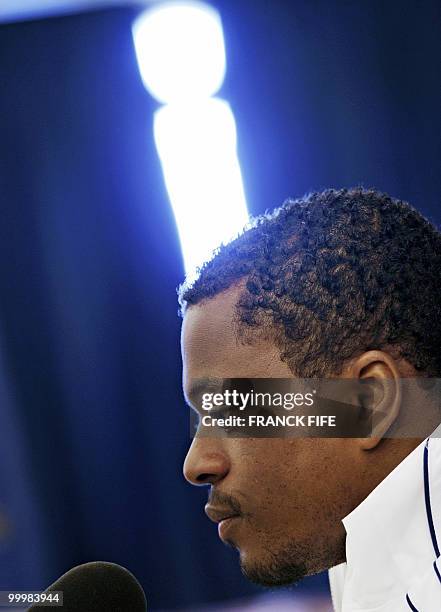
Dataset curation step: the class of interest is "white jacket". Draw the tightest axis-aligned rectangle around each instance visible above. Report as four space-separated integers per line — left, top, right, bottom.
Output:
329 434 441 611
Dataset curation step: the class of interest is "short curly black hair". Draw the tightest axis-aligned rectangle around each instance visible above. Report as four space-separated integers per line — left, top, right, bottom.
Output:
178 188 441 377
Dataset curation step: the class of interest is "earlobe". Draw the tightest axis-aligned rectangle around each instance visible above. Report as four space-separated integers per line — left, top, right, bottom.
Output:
348 351 402 450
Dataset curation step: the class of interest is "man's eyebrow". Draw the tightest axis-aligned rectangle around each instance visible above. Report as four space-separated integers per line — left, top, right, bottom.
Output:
184 379 221 409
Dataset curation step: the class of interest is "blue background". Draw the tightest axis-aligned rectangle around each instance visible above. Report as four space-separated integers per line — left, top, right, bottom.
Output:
0 1 440 608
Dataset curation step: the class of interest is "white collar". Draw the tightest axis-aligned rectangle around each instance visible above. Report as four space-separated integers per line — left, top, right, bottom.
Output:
329 435 441 611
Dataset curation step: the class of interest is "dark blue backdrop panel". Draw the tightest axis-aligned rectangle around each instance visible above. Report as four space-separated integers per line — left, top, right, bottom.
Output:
0 342 48 590
0 6 266 609
220 0 441 220
0 1 440 609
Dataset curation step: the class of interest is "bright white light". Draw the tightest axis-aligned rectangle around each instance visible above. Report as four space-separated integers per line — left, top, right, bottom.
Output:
133 2 249 276
154 98 249 276
132 1 226 104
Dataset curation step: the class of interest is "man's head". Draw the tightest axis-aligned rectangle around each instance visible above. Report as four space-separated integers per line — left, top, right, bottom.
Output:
179 188 441 586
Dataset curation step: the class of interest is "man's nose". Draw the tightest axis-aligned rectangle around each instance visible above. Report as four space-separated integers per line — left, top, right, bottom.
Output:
183 438 230 486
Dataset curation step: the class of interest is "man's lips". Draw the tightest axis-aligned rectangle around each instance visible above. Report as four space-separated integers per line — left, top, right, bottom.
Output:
205 504 241 524
205 505 242 541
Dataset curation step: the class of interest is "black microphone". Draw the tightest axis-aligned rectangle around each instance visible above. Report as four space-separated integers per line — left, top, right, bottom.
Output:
27 562 147 611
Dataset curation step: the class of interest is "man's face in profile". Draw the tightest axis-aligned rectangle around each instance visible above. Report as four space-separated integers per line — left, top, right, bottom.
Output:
182 286 364 586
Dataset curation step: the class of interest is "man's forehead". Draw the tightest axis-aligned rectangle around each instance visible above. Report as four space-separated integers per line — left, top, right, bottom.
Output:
181 288 291 379
182 278 249 334
181 289 241 371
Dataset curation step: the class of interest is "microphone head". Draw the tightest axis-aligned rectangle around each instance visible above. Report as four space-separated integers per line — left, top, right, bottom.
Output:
28 561 147 612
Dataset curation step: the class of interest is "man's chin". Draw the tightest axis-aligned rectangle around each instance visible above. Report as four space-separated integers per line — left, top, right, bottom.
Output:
239 553 308 588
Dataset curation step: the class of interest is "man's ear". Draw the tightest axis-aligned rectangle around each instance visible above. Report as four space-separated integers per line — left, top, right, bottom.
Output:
348 350 402 450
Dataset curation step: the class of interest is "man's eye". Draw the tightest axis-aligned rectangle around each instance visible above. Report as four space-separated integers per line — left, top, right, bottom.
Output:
209 406 234 418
